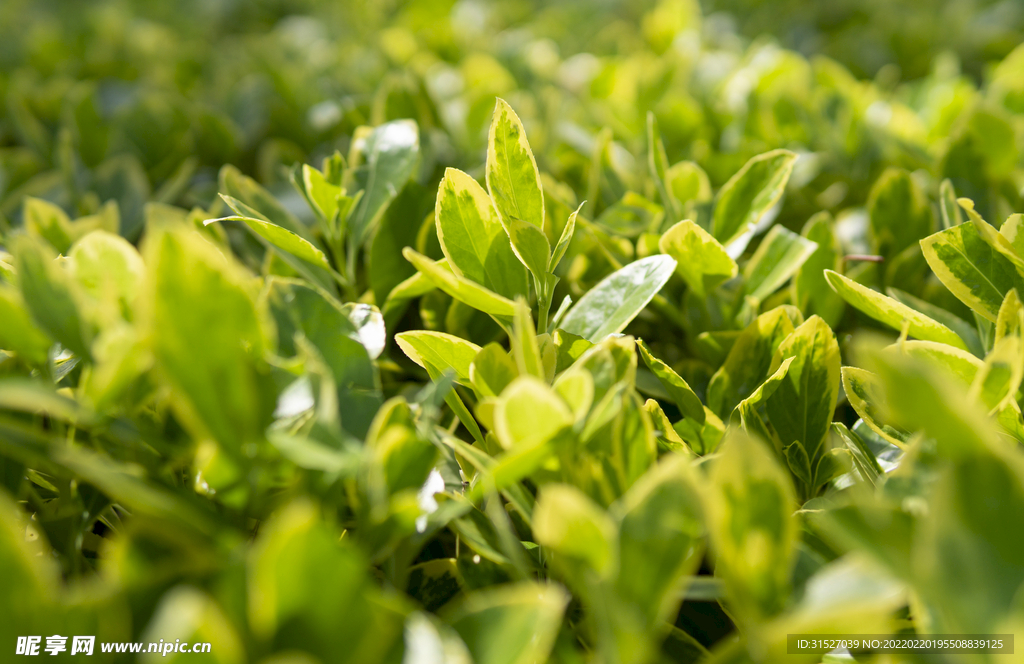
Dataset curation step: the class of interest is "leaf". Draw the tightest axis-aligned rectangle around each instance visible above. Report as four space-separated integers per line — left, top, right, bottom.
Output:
635 339 704 423
969 336 1024 414
340 302 386 359
145 227 276 454
559 255 676 342
210 208 332 272
712 149 797 247
22 197 72 253
703 431 797 621
404 248 516 318
959 198 1024 275
486 99 545 231
824 270 969 350
706 307 798 418
534 484 617 575
395 331 482 387
471 343 518 398
647 112 680 222
743 224 818 303
886 287 982 355
302 163 342 223
792 212 844 326
12 235 93 361
613 455 704 628
996 289 1024 343
506 218 551 281
443 582 568 664
494 376 572 449
549 202 582 272
511 300 543 379
840 368 911 447
0 285 52 365
67 230 144 324
349 119 420 246
435 168 530 299
764 316 840 466
218 164 310 239
867 168 934 258
920 222 1024 322
658 219 737 298
733 356 795 445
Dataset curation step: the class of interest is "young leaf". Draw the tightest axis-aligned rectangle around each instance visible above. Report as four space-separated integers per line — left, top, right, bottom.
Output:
549 202 582 272
349 120 420 246
658 219 737 298
218 165 310 240
920 222 1024 322
486 99 545 231
471 343 518 398
824 270 969 350
209 209 332 273
443 582 568 664
395 331 482 387
841 368 911 447
792 212 844 327
635 339 704 423
712 149 797 247
511 300 543 379
868 168 934 258
301 163 342 223
494 376 573 450
534 484 617 575
958 198 1024 275
403 248 516 318
703 431 798 621
647 112 681 222
995 289 1023 343
559 255 676 342
743 224 818 303
764 316 841 465
13 235 93 361
435 168 529 299
706 307 799 417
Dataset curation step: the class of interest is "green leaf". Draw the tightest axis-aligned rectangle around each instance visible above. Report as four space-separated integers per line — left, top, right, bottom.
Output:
67 230 144 324
996 289 1023 343
886 287 982 356
435 168 530 299
635 339 704 423
23 197 72 254
920 222 1024 322
486 99 545 231
218 164 310 240
743 224 818 303
210 208 332 272
395 331 481 387
792 212 844 326
764 316 840 466
559 255 676 342
840 367 910 448
613 455 704 628
824 270 969 350
506 218 551 281
511 300 544 379
349 119 420 246
13 235 93 361
658 219 737 298
706 307 798 418
939 178 963 230
0 285 52 365
867 168 934 258
302 163 342 223
959 197 1024 275
494 376 572 449
471 343 518 398
703 431 797 621
647 112 681 222
534 484 617 575
145 226 276 454
733 356 795 445
549 202 582 272
443 582 568 664
712 149 797 247
404 248 516 318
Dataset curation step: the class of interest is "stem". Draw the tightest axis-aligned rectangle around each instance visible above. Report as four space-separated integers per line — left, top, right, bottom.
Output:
536 285 552 334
